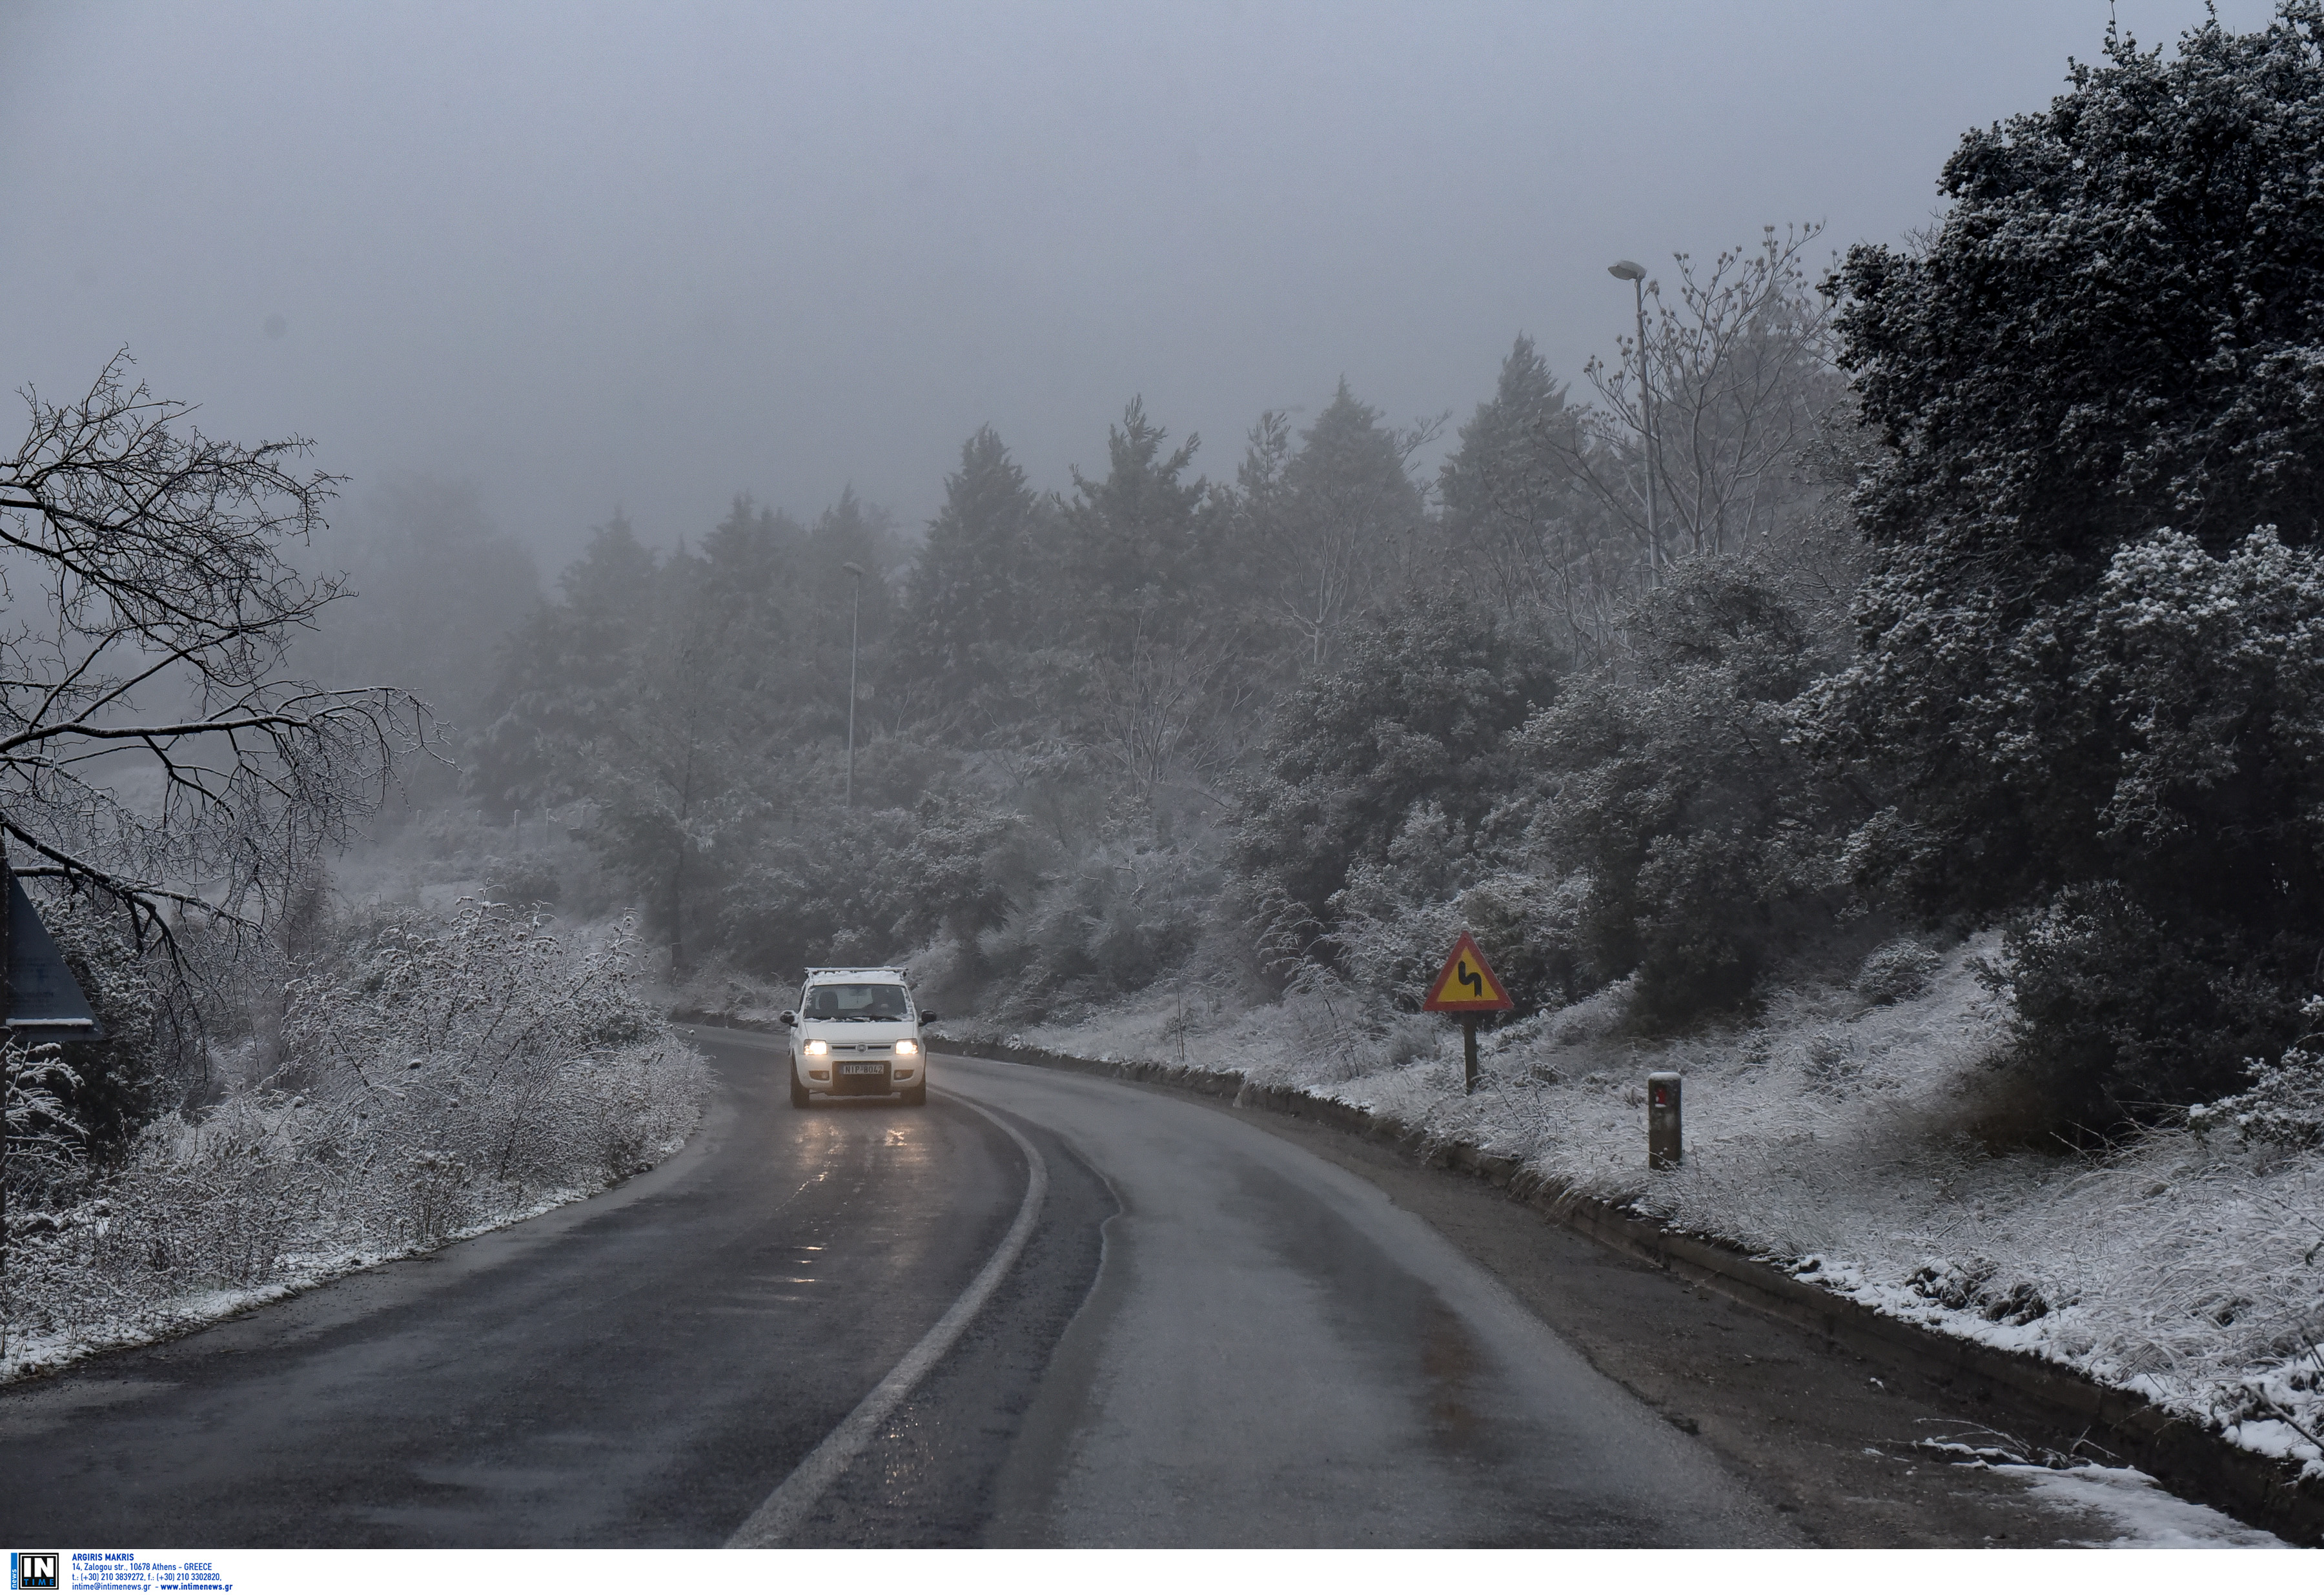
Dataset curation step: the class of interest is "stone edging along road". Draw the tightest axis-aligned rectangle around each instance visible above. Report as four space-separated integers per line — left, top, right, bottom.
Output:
908 1031 2321 1547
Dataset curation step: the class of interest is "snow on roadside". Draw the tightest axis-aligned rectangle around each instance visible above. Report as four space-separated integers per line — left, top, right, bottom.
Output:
997 933 2324 1492
1 1184 609 1384
1996 1463 2288 1547
4 904 714 1387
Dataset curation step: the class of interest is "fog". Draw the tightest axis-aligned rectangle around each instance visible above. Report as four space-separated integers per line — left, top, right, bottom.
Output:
14 6 2324 1501
0 1 2275 561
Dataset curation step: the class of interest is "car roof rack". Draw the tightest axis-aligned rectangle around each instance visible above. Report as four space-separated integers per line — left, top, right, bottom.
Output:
804 965 910 983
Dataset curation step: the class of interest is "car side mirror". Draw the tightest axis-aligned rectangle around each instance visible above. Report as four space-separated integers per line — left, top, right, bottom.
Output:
779 1011 797 1027
918 1011 939 1025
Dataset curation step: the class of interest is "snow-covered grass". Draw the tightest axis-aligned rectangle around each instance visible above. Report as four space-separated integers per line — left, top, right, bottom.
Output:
1 902 712 1384
994 934 2324 1486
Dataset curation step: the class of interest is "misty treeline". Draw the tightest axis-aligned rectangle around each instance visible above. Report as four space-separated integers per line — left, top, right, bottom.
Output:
445 5 2324 1138
438 221 1850 1029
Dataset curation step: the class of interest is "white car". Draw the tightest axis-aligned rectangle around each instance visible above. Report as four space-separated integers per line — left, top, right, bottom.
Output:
780 966 937 1109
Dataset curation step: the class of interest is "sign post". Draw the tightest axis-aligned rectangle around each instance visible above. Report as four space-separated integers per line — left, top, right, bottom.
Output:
1422 929 1513 1095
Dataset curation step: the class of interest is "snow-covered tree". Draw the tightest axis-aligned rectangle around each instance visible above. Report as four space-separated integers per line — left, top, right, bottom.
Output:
1814 3 2324 1117
0 351 427 946
1557 227 1839 578
1236 381 1430 671
1436 337 1620 644
893 427 1050 731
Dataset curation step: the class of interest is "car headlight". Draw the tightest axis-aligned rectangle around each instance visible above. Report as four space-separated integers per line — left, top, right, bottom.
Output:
804 1039 829 1057
894 1039 919 1057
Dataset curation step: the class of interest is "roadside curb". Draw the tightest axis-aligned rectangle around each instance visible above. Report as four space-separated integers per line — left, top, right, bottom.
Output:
929 1033 2324 1547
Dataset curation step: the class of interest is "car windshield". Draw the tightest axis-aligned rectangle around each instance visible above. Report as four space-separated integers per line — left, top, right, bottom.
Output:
802 984 910 1021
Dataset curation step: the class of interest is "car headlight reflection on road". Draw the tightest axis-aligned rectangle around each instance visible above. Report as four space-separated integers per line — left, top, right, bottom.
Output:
894 1039 919 1057
804 1040 829 1057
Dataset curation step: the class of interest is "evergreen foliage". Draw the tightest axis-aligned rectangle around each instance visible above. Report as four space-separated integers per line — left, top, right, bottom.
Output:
1524 560 1844 1026
1231 591 1562 945
1817 3 2324 1118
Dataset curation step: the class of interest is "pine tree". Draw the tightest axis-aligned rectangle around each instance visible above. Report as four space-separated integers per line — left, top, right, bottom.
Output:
1055 398 1207 649
897 427 1045 724
1437 338 1610 638
1261 379 1425 669
470 512 660 817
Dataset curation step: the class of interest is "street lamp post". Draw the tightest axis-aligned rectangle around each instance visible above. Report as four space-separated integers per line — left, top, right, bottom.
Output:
1607 259 1661 586
841 561 865 809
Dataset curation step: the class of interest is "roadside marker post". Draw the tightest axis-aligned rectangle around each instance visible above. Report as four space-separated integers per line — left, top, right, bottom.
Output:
1422 930 1513 1096
1648 1071 1682 1170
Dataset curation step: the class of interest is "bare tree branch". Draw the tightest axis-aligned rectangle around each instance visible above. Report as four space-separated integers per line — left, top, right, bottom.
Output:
1546 225 1842 569
0 350 436 964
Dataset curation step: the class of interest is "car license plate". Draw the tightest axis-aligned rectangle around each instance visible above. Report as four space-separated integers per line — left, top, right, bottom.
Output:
841 1062 885 1075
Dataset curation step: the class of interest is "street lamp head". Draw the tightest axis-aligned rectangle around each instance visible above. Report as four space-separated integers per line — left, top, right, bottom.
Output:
841 561 866 579
1607 260 1646 281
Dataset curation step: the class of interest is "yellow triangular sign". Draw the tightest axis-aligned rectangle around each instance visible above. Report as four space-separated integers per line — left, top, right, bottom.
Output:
1422 930 1513 1012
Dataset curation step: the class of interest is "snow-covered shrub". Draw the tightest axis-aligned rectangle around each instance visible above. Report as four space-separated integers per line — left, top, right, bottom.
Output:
280 901 679 1189
21 888 172 1162
668 961 795 1023
1520 560 1848 1030
1331 802 1588 1015
2191 998 2324 1150
1857 938 1941 1004
1907 1257 2050 1325
1802 1031 1857 1082
716 787 1023 982
975 828 1218 1020
1230 591 1560 951
3 1042 83 1179
2004 879 2302 1126
2 900 709 1379
484 853 563 908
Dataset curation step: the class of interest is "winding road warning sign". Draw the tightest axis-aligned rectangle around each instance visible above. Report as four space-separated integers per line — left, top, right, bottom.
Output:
1422 930 1513 1013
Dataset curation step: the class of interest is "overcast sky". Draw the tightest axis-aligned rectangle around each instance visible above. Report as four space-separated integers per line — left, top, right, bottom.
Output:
0 1 2282 569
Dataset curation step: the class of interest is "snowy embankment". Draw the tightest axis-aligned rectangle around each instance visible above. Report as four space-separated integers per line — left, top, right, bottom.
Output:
1 904 713 1384
986 935 2324 1490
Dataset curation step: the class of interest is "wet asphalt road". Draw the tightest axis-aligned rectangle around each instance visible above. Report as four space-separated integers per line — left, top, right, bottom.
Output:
0 1032 1062 1546
1 1031 1807 1545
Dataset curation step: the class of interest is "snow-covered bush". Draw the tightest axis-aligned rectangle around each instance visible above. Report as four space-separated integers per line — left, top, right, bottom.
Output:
1523 560 1847 1030
1330 803 1589 1015
2191 997 2324 1151
2 900 709 1379
2004 877 2303 1126
1230 591 1560 952
975 827 1218 1020
19 888 176 1162
715 787 1023 983
1857 938 1941 1004
485 853 564 908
